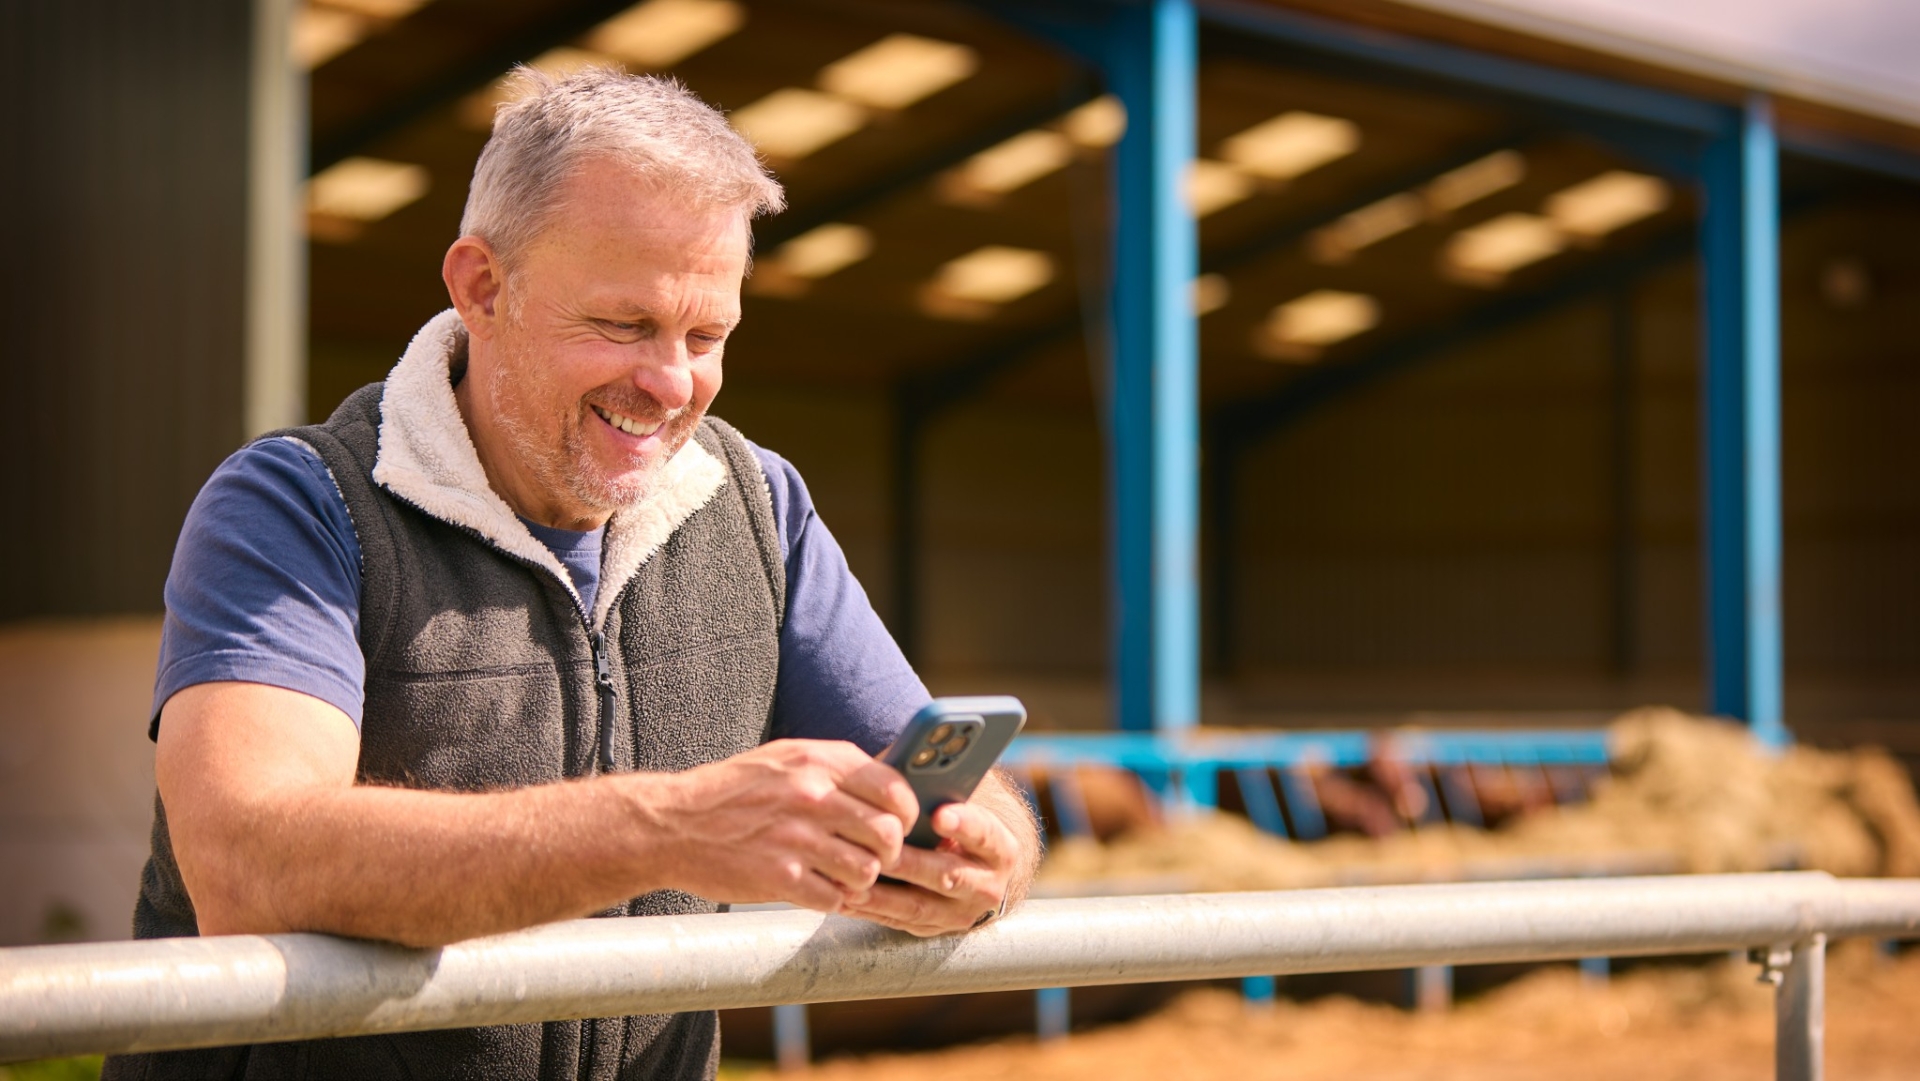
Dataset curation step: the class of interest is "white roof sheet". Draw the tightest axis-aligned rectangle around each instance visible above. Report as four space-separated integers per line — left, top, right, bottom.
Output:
1393 0 1920 129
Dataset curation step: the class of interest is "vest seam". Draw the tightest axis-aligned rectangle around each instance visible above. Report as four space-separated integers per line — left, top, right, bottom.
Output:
699 417 787 633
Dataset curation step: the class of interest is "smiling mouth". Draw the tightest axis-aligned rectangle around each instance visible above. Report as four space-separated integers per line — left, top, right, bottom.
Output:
591 404 664 438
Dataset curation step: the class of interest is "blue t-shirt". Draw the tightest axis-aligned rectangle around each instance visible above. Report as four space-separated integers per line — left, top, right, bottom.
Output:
153 435 928 754
518 516 605 615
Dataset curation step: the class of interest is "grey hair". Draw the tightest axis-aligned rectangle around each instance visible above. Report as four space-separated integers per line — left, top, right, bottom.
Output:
460 67 785 267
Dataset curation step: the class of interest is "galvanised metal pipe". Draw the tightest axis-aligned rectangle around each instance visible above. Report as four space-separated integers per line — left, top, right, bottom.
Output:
1776 935 1826 1081
4 873 1918 1062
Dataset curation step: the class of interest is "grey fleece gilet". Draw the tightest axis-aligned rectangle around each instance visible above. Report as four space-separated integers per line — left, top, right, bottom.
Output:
109 378 785 1081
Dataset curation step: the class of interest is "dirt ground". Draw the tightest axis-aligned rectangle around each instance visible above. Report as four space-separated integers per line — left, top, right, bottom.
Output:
731 941 1920 1081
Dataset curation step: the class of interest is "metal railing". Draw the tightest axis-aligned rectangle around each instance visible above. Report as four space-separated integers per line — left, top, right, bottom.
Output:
4 872 1918 1079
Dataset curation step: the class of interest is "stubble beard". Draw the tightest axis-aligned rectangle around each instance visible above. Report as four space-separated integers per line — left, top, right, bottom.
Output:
487 333 696 517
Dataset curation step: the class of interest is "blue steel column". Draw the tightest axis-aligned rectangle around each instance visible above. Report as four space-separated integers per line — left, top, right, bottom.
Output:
1105 0 1200 733
1700 94 1784 744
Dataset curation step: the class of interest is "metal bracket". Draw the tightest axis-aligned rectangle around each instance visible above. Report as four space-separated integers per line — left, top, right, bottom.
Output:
1751 943 1795 986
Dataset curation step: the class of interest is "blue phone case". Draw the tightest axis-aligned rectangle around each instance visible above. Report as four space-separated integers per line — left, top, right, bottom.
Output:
877 695 1026 849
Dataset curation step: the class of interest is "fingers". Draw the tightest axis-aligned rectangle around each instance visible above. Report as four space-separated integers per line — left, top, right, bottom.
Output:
725 743 915 907
651 740 928 916
856 846 1000 935
841 882 977 938
802 827 889 894
761 739 917 835
929 801 1019 869
816 789 906 871
837 757 920 831
775 858 852 914
838 801 1022 936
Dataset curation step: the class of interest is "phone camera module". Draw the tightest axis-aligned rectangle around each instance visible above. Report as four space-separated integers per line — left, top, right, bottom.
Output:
909 746 938 768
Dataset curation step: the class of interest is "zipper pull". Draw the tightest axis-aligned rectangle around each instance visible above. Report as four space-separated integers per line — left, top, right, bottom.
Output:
590 630 618 772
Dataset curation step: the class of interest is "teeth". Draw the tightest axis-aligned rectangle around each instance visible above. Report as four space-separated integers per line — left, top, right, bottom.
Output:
593 405 661 438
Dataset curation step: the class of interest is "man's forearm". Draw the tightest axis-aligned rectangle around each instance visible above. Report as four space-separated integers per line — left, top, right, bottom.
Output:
161 682 924 947
188 772 674 947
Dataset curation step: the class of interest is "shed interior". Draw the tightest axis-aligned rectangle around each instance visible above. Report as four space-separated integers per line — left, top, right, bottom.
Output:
302 0 1920 767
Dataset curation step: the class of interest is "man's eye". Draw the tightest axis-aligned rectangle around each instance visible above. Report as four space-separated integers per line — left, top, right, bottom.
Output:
606 321 640 333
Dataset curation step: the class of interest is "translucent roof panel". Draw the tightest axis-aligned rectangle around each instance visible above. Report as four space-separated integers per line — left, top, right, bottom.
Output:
1397 0 1920 128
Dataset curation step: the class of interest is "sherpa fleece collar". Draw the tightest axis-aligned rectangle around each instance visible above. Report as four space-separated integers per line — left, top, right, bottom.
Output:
370 308 727 629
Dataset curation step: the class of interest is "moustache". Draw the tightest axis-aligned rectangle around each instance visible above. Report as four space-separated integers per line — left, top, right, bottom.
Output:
584 385 683 428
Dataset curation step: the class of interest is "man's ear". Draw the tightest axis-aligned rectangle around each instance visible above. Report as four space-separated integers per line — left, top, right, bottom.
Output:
443 237 506 341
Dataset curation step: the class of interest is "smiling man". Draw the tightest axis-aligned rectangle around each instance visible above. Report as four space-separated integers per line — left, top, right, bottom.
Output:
105 70 1040 1081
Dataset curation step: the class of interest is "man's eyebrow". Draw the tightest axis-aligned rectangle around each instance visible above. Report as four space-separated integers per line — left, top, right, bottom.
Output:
595 302 738 329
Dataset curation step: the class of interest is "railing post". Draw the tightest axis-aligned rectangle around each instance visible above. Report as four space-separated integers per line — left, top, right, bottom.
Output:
1240 974 1277 1006
1036 985 1072 1041
1412 964 1453 1013
1773 935 1826 1081
772 1002 810 1072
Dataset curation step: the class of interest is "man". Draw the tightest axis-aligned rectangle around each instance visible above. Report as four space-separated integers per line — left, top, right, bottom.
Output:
104 69 1041 1081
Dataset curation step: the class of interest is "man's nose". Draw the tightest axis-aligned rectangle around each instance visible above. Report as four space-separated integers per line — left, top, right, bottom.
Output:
629 345 694 412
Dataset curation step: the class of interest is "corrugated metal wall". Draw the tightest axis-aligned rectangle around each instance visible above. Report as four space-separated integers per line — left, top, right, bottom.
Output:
0 0 255 619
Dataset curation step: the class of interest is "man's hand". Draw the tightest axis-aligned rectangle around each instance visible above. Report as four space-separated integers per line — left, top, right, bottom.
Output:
839 770 1040 937
642 739 921 913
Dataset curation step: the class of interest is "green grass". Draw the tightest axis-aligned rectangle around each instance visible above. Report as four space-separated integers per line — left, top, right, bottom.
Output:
0 1058 103 1081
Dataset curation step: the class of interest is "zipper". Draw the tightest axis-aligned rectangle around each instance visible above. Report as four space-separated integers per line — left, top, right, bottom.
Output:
589 628 618 773
382 499 620 777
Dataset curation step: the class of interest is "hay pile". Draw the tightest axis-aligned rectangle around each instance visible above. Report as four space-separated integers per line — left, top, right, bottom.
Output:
1037 708 1920 892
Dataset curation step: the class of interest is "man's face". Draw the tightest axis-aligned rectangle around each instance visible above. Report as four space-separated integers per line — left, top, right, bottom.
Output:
470 156 748 526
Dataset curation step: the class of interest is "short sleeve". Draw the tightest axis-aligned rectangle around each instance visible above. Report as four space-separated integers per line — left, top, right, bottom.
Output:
751 444 930 754
151 437 366 736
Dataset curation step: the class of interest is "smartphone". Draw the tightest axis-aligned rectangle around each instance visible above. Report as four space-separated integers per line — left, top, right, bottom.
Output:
877 695 1026 849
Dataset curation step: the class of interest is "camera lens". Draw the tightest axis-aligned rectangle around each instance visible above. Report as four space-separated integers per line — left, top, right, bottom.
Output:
910 747 938 767
941 734 970 755
928 724 954 746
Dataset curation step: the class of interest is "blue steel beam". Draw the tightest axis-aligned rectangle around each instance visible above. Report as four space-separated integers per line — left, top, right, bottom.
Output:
1700 95 1785 743
1279 767 1328 840
1000 727 1609 771
1105 0 1202 733
1235 766 1288 836
963 0 1203 733
895 131 1547 663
